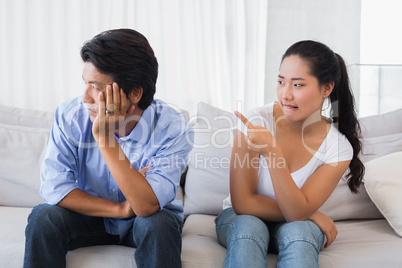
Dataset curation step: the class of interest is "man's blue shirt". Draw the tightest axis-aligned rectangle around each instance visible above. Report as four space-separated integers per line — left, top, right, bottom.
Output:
40 96 194 238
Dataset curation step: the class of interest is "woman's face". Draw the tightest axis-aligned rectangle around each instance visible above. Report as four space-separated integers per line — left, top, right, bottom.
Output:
276 55 331 123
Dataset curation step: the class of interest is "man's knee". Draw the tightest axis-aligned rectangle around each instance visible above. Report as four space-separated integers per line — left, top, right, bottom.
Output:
26 205 56 246
26 204 72 237
28 204 63 226
133 209 181 239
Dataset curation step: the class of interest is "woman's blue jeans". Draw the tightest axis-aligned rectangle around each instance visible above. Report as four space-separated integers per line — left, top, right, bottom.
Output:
215 208 324 268
24 204 182 268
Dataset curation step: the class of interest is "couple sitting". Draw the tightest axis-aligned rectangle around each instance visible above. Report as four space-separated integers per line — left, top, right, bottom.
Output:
24 28 363 268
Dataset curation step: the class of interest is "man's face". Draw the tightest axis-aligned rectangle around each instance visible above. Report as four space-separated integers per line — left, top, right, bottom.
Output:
82 62 114 122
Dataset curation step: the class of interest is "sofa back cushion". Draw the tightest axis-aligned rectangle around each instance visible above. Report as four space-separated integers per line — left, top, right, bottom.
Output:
0 105 53 207
0 104 54 129
359 108 402 138
359 108 402 163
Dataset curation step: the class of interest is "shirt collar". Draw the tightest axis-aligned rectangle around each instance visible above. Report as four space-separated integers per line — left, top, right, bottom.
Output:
117 104 154 144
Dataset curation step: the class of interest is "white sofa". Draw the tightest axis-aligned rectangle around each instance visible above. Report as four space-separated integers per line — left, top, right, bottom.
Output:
1 102 402 268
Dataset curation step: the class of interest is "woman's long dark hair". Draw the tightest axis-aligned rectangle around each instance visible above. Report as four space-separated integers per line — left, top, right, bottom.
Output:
282 40 364 193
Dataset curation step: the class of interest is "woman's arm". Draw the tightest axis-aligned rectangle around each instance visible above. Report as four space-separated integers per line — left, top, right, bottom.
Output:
230 130 285 222
230 131 339 245
309 210 337 248
235 111 350 222
267 148 350 221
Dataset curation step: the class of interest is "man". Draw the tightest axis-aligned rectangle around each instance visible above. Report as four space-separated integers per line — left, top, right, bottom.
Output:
24 28 193 268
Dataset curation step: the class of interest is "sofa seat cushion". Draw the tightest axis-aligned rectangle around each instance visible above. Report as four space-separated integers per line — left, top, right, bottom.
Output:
182 214 402 268
320 219 402 267
182 214 278 268
66 245 136 268
0 206 31 268
0 206 139 268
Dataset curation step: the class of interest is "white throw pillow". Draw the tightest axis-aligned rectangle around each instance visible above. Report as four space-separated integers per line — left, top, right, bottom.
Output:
0 123 50 207
364 151 402 237
183 103 237 216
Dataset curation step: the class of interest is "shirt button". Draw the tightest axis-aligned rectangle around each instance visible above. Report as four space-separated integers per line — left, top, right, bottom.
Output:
112 189 116 193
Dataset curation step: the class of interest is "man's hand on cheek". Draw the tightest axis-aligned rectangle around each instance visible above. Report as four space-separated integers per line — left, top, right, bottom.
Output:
92 82 131 139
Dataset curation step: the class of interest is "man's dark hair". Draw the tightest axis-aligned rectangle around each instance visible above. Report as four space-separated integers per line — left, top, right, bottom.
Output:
80 28 158 110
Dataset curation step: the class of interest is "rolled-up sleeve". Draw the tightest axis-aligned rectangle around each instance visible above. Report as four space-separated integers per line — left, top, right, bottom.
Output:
145 125 194 210
40 109 80 205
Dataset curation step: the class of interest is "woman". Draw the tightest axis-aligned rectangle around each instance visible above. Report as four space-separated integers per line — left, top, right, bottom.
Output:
215 40 364 268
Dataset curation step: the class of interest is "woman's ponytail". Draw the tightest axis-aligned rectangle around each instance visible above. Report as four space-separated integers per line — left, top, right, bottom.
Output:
330 54 365 193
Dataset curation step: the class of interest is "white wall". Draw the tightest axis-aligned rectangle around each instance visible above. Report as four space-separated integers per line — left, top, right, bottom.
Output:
0 0 268 116
264 0 361 104
357 0 402 116
0 0 363 115
360 0 402 64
